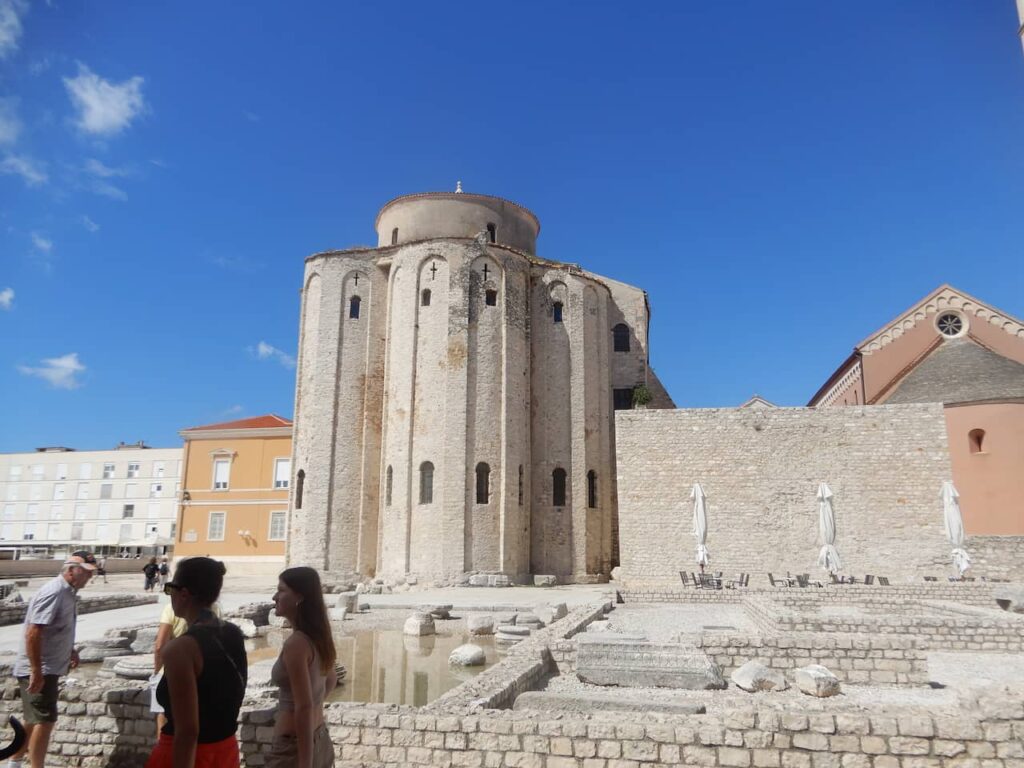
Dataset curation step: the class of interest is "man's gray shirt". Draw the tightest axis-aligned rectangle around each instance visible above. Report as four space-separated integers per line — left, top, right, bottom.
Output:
13 575 78 677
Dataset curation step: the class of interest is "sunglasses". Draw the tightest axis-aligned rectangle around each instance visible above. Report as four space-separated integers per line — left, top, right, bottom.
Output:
163 582 182 595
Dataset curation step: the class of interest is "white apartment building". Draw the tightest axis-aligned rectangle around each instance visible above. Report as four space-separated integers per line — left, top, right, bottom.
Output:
0 443 183 559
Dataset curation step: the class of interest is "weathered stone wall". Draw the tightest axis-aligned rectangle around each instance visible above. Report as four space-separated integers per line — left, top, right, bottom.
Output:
0 592 157 627
616 405 962 586
696 632 929 685
967 535 1024 581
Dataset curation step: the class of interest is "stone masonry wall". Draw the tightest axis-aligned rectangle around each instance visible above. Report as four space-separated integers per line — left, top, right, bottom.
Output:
0 593 157 627
696 632 930 685
6 678 1021 768
616 405 962 587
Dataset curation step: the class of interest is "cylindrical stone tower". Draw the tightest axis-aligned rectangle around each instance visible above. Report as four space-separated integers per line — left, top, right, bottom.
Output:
288 190 667 584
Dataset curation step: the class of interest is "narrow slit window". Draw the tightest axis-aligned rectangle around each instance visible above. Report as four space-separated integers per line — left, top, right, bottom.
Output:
295 469 305 509
969 429 985 454
518 465 523 506
485 289 497 306
552 468 566 507
419 462 434 504
587 470 597 509
553 301 563 323
349 296 361 319
391 228 398 245
421 289 431 307
385 465 393 505
475 463 490 504
612 323 630 352
486 223 496 243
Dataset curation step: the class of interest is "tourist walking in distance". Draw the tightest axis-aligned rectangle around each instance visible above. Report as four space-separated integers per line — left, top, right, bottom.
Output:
143 557 159 592
157 557 170 589
267 567 337 768
96 555 108 584
145 558 247 768
9 551 97 768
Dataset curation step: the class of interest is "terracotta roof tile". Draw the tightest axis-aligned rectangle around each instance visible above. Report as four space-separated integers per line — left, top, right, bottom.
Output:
184 414 292 432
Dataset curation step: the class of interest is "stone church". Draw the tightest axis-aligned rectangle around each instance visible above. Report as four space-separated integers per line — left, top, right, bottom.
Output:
287 190 673 584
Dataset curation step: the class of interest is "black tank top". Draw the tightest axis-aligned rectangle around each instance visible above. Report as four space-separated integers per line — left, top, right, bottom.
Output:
156 620 248 743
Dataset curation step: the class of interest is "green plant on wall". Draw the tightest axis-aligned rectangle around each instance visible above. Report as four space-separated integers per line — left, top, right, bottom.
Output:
632 384 652 408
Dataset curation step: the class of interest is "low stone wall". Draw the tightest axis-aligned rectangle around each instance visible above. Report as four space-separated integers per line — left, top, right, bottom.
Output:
243 687 1024 768
0 672 152 767
0 628 1021 766
425 602 608 713
697 632 930 686
621 582 1002 606
0 593 158 627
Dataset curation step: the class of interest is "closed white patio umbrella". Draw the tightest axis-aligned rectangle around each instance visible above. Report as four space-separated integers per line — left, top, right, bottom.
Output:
816 482 842 575
942 481 971 576
691 483 710 571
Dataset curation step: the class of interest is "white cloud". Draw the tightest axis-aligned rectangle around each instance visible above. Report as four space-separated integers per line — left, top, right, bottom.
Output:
0 0 28 60
28 53 51 75
252 341 296 369
91 179 127 200
84 157 130 178
63 63 146 136
0 98 20 145
0 153 47 186
81 215 99 233
223 404 244 416
0 287 13 310
17 352 86 389
30 231 52 253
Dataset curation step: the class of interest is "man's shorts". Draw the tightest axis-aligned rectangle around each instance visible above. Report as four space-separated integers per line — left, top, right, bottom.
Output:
17 674 60 724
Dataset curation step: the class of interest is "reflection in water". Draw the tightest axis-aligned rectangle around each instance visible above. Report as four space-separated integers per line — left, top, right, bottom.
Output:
331 628 501 705
72 625 500 707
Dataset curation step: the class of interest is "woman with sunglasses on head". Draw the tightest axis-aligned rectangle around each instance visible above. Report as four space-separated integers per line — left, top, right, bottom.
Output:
145 557 247 768
267 567 337 768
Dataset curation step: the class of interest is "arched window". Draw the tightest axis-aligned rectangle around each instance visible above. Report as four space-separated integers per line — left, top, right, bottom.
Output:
487 223 496 243
419 462 434 504
385 465 393 506
587 470 597 508
485 289 497 306
475 463 490 504
969 429 985 454
295 469 305 510
421 289 431 307
349 296 361 319
518 465 524 506
612 323 630 352
553 301 563 323
552 468 566 507
391 228 398 245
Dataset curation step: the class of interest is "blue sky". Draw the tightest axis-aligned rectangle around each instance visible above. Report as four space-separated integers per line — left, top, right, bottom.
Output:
2 2 1023 452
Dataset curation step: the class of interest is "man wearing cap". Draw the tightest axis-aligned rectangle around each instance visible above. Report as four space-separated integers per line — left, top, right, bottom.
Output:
8 551 96 768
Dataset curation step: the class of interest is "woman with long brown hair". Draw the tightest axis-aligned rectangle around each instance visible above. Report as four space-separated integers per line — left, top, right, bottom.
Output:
268 566 337 768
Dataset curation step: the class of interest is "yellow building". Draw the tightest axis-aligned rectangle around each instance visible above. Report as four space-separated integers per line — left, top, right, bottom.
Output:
175 414 292 574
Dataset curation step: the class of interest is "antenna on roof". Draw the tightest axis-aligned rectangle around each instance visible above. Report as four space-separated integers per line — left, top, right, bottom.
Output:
455 180 463 193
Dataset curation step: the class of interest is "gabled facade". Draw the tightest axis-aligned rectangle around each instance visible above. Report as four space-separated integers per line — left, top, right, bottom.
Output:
174 414 292 573
810 285 1024 536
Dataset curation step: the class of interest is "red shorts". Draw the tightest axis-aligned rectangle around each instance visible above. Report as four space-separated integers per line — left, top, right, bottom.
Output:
145 733 239 768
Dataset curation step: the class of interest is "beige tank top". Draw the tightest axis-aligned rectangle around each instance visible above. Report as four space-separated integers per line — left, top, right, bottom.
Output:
270 635 327 711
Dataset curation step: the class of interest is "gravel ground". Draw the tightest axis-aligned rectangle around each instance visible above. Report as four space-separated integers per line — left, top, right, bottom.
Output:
601 604 758 641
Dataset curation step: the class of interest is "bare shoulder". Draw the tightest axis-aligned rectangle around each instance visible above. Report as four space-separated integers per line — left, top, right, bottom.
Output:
282 630 313 659
162 634 200 666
